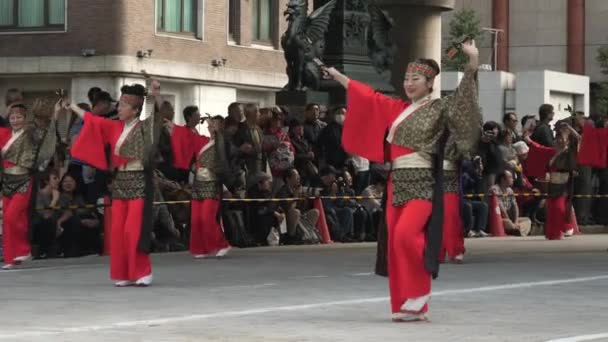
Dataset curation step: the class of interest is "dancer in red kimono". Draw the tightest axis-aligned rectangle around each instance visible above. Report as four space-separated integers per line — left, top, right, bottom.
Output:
69 81 162 286
1 102 57 270
324 40 481 322
523 122 580 240
167 114 231 258
441 161 465 263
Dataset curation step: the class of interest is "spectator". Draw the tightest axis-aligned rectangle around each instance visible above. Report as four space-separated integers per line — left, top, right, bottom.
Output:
498 128 517 169
490 170 532 236
337 170 371 241
32 169 62 259
246 172 284 245
502 112 521 142
317 106 348 170
348 154 371 195
234 104 267 183
276 169 320 244
289 118 317 185
361 172 386 240
319 167 355 242
56 174 102 257
303 103 326 146
461 158 489 237
477 121 504 190
264 110 294 181
87 87 102 105
227 102 244 123
531 104 555 147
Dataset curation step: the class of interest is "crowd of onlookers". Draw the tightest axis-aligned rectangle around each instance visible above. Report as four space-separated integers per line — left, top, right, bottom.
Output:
1 86 607 260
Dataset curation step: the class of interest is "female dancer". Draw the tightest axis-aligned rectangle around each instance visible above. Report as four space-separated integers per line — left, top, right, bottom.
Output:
1 102 58 269
68 81 162 286
167 113 231 258
523 122 580 240
324 40 481 321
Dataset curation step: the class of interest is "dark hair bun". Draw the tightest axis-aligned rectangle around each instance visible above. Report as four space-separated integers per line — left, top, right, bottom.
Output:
120 84 147 97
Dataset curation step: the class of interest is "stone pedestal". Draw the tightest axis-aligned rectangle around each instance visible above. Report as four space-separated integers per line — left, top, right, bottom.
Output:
375 0 454 98
275 90 330 118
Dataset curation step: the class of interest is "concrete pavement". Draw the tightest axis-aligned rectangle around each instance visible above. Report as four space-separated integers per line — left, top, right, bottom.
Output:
0 235 607 342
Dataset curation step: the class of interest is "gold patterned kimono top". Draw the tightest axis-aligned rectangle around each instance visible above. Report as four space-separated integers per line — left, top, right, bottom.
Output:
377 68 480 206
71 96 161 200
0 121 57 197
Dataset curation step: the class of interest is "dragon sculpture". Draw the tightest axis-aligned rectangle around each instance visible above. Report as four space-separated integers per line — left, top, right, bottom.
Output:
365 1 396 79
281 0 337 91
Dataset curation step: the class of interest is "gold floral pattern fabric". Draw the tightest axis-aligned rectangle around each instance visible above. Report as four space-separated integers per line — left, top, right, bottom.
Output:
1 173 31 197
3 134 38 170
444 69 483 161
391 100 446 155
391 168 435 206
112 171 146 199
443 170 459 194
198 144 217 170
192 179 220 200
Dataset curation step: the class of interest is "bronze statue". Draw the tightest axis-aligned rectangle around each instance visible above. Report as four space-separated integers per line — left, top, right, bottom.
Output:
366 2 395 79
281 0 337 91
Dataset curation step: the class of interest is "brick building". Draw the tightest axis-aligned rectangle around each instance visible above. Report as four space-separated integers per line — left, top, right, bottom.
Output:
0 0 292 123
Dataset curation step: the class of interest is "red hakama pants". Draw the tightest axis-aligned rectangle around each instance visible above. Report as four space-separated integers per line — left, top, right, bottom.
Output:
386 179 432 314
110 199 152 281
190 199 230 255
2 185 32 265
440 193 465 261
545 196 574 240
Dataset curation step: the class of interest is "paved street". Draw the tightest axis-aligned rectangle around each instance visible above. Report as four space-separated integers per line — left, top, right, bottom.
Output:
1 235 607 342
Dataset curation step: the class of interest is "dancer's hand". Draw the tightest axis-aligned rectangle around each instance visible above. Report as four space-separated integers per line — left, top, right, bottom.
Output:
322 67 350 89
150 79 161 97
163 118 174 134
462 39 479 71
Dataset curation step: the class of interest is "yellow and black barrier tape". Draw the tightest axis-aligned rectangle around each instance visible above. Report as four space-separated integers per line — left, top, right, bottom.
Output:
16 192 608 212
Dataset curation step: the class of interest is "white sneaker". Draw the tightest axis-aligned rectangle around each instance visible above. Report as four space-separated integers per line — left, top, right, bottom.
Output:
2 264 16 270
564 229 574 237
215 246 232 258
114 280 135 287
14 254 31 263
467 231 477 238
478 230 490 237
453 254 464 264
135 274 153 287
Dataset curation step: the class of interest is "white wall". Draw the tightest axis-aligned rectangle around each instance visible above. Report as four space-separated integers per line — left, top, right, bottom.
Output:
442 70 589 126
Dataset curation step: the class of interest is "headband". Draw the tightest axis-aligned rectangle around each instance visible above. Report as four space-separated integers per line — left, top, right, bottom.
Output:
406 62 437 79
8 103 27 115
120 94 144 107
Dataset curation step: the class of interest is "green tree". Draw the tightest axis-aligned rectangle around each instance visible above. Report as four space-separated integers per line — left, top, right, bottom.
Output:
593 46 608 114
443 8 483 72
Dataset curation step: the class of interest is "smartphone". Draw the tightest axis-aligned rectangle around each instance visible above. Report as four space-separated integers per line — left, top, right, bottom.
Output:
446 35 472 59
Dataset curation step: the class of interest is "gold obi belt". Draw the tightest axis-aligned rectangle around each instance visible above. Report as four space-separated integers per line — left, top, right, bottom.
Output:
549 172 569 185
3 166 29 175
195 167 217 181
117 160 144 172
391 152 456 171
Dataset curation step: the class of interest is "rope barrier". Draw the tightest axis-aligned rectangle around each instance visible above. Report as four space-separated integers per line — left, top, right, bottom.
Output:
18 192 608 212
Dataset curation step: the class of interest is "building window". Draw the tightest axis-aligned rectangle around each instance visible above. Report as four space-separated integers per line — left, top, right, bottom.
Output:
251 0 273 42
228 0 238 41
156 0 197 35
0 0 65 32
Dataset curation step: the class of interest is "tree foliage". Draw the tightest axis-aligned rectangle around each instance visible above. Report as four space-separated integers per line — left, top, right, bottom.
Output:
443 8 483 72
